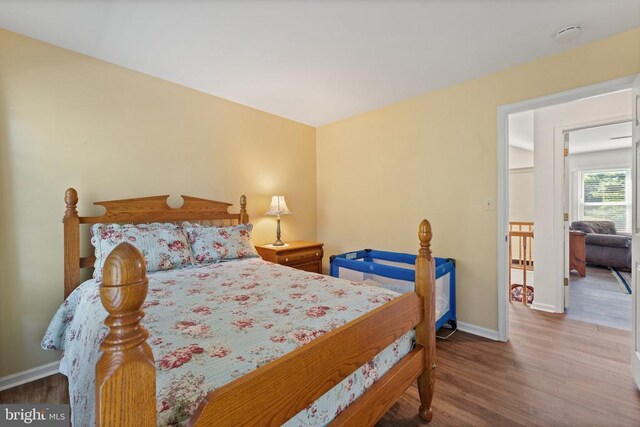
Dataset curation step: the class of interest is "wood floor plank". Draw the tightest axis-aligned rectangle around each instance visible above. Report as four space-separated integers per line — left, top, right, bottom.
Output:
1 303 639 426
0 374 68 404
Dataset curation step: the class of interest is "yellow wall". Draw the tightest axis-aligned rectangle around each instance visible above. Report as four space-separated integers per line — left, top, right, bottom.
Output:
0 30 316 377
317 29 640 332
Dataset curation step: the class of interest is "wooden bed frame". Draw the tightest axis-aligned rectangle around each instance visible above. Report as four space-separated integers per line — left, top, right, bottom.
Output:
62 188 436 426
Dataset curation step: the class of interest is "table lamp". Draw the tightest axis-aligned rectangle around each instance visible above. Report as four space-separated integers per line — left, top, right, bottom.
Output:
265 195 292 246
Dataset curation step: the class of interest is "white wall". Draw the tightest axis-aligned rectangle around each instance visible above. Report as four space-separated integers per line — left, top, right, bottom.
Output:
508 145 534 223
508 119 535 224
509 169 534 222
509 146 534 169
509 110 534 152
532 90 632 313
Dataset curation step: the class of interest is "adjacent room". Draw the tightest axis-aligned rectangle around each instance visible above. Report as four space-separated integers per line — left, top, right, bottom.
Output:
567 118 633 329
1 1 639 426
506 91 633 332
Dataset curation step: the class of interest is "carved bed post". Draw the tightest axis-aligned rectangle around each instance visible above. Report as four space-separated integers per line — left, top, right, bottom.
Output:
415 219 436 421
96 243 156 427
239 194 249 224
63 188 80 299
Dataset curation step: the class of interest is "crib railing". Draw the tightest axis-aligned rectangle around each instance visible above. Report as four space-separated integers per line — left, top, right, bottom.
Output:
509 222 534 305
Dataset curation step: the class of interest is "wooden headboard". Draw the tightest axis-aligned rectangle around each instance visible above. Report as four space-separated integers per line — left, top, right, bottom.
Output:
63 188 249 298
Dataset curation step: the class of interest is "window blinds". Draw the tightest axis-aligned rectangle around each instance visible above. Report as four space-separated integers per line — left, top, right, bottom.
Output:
579 169 631 233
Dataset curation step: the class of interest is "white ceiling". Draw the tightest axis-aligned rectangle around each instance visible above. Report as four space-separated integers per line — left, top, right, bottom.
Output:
1 1 639 126
569 121 632 154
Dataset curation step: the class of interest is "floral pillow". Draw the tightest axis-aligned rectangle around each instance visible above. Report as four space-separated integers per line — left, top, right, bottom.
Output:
91 223 192 281
183 223 259 265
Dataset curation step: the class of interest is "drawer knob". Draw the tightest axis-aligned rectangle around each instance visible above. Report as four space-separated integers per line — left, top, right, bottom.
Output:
316 252 319 256
285 258 289 262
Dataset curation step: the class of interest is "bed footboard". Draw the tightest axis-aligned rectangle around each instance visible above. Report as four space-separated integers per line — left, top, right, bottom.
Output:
96 243 156 427
415 220 436 421
94 220 436 426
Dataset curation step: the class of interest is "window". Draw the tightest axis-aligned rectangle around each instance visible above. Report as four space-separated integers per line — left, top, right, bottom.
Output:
578 169 631 233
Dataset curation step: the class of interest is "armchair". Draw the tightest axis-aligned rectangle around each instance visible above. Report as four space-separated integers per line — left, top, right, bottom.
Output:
570 221 631 271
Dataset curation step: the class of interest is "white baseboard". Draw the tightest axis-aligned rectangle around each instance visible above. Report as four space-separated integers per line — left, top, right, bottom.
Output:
457 321 500 341
0 360 60 392
530 301 560 313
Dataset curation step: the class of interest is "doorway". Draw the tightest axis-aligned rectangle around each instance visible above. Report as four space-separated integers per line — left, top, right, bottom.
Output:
565 120 633 330
497 75 637 342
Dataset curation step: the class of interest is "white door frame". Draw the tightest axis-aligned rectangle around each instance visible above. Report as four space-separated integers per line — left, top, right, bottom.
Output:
497 75 636 342
557 117 632 312
631 74 640 388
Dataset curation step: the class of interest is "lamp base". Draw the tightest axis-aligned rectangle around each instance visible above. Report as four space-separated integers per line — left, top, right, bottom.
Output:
273 218 285 246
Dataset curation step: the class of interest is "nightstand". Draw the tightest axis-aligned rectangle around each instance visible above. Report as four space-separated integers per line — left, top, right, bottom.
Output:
569 230 586 277
255 241 324 273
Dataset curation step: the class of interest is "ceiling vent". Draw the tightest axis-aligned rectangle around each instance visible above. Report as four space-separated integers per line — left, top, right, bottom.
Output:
554 25 582 42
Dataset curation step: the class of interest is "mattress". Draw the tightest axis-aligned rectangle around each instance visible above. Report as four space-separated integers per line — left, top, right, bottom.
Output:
42 258 414 426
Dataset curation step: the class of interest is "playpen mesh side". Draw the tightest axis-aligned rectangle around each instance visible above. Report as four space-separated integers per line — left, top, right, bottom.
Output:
333 258 450 320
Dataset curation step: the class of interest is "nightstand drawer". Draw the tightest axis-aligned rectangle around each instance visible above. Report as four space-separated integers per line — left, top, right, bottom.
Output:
277 248 323 265
294 261 322 274
255 241 324 274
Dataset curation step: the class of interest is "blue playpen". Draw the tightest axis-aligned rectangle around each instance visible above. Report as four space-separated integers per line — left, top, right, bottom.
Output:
330 249 456 331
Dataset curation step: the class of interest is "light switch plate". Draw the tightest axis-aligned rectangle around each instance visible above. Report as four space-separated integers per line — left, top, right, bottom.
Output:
484 197 495 210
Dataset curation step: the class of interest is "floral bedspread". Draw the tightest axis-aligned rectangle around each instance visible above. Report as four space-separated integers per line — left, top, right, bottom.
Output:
42 258 414 426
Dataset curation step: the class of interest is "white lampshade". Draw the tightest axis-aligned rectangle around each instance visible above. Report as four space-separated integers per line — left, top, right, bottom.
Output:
265 195 292 216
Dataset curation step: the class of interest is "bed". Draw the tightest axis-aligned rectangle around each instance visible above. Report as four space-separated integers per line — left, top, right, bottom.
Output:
47 188 437 426
329 250 456 331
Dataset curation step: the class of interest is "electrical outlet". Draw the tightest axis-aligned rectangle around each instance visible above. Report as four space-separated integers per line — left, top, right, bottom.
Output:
484 197 495 210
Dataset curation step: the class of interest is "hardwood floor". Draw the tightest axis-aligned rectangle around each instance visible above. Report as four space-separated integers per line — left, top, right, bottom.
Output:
0 373 68 405
2 304 639 426
567 266 632 330
378 303 640 426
